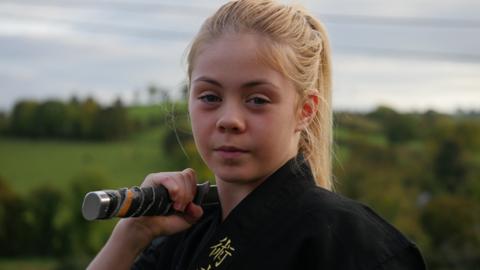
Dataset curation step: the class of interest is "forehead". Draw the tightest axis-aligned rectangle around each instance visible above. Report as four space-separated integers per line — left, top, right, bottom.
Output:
191 33 293 89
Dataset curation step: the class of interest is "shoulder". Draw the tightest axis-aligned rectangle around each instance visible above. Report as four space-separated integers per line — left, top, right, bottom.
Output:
296 187 403 238
290 187 426 269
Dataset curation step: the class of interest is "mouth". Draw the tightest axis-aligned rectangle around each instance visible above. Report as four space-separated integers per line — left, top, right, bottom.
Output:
215 146 248 152
214 146 249 158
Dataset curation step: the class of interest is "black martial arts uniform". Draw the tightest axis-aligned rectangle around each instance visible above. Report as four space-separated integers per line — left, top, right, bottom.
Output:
132 155 426 270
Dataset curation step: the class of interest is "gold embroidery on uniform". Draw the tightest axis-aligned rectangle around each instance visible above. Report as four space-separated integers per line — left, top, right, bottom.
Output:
209 237 235 267
197 237 236 269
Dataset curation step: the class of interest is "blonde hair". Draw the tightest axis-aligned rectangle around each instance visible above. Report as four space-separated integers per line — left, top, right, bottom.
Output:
187 0 333 190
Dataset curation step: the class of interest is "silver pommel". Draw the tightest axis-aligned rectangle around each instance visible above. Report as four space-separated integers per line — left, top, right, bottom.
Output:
82 191 115 221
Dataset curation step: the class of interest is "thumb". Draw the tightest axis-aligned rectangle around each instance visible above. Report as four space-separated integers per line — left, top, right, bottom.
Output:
183 202 204 225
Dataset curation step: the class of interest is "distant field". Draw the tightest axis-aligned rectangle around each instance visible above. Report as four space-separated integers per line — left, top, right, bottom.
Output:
0 127 169 194
0 258 56 270
0 123 363 195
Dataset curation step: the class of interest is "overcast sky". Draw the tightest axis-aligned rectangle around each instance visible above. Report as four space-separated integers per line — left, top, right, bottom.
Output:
0 0 479 113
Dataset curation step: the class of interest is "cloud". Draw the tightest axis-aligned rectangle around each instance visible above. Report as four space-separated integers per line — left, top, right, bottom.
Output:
333 53 480 112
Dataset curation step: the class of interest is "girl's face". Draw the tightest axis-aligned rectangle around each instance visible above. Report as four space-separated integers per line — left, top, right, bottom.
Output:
189 33 302 186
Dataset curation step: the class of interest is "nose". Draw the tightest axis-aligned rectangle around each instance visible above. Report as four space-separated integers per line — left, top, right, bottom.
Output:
216 104 246 133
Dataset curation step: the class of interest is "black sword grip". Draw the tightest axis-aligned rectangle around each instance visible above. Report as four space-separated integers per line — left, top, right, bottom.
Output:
82 182 215 221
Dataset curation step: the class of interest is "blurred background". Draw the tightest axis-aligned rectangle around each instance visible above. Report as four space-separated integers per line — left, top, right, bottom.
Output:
0 0 479 269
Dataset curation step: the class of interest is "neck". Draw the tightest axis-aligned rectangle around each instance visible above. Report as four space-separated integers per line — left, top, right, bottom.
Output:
216 178 265 221
215 152 300 220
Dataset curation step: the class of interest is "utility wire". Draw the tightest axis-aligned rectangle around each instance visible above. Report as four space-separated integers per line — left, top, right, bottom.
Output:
0 13 195 40
1 2 480 62
0 1 216 15
320 13 480 29
2 13 480 63
336 46 480 63
2 1 480 29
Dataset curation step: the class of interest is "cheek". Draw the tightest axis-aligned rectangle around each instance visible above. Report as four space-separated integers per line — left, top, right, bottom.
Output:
189 108 203 141
264 108 297 132
189 108 213 150
268 112 299 148
253 113 295 144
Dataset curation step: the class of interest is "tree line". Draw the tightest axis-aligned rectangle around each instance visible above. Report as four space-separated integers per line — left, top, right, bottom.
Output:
3 97 131 141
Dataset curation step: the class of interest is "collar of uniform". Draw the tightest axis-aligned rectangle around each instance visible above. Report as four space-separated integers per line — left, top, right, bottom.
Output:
191 154 315 270
220 153 314 231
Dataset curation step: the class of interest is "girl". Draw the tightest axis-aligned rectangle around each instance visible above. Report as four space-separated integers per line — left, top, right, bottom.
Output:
88 0 426 269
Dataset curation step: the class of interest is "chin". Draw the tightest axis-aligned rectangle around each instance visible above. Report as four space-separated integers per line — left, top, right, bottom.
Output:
213 167 254 183
214 171 248 183
213 166 269 186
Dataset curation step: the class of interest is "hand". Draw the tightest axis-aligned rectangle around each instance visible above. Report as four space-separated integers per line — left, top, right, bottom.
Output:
87 169 204 270
119 168 204 245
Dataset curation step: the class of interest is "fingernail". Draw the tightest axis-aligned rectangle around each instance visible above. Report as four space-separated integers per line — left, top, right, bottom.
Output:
183 168 192 176
174 202 184 212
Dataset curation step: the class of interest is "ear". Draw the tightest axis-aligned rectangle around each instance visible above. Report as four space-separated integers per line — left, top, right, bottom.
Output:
296 90 320 132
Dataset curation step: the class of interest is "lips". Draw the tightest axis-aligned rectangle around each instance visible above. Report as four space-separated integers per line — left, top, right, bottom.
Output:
214 145 249 159
215 146 248 152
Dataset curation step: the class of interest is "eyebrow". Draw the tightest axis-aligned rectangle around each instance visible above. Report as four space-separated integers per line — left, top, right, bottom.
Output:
193 76 278 89
194 76 222 87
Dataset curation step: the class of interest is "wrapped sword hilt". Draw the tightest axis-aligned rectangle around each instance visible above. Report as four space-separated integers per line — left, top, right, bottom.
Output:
82 182 215 221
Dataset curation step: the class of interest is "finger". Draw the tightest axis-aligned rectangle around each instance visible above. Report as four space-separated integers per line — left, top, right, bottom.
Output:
182 168 196 201
173 172 189 212
186 168 198 193
143 172 184 203
183 202 204 225
141 171 195 212
142 172 176 188
152 175 180 204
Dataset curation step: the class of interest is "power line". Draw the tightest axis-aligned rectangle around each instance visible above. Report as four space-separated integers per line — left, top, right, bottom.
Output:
0 13 194 41
3 1 480 29
0 1 215 15
1 2 480 63
320 13 480 29
2 13 480 63
335 45 480 63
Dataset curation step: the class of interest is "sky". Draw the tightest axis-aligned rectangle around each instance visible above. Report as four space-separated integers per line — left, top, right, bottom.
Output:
0 0 479 113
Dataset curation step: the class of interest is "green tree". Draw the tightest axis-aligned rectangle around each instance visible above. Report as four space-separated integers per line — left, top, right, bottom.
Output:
10 100 38 136
56 171 113 269
421 195 480 269
33 100 68 137
148 84 158 104
0 176 29 256
79 97 100 139
434 139 468 193
65 96 82 139
455 119 480 153
94 99 130 140
367 106 419 144
24 185 64 256
0 111 7 134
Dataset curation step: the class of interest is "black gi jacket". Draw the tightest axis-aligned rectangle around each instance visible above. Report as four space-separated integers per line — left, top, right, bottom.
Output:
133 156 426 270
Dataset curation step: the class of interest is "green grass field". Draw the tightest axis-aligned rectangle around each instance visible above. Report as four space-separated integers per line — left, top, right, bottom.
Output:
0 126 168 194
0 124 367 195
0 258 57 270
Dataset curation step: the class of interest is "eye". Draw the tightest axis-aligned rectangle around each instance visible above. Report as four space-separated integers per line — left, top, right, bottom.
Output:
247 96 270 105
199 94 221 103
